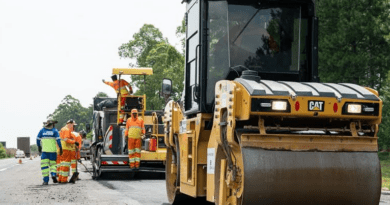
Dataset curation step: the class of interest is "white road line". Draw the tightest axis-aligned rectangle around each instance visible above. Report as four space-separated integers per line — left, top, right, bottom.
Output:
0 168 7 171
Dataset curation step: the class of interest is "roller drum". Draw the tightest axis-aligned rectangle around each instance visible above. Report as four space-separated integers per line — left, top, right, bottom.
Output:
241 148 381 205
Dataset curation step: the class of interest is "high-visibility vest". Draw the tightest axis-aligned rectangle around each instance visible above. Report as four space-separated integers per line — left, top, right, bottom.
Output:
125 117 145 139
59 126 75 151
37 128 60 153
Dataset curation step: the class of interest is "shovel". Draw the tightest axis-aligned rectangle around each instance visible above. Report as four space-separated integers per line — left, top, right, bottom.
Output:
69 147 79 183
78 160 93 175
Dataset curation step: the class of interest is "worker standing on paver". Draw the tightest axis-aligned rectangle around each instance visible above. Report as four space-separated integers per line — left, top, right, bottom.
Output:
124 109 145 170
103 75 133 123
58 119 79 183
37 118 62 185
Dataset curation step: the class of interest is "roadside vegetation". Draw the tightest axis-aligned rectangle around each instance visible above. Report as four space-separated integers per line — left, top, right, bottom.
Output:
0 143 14 159
379 152 390 190
47 92 108 140
317 1 390 149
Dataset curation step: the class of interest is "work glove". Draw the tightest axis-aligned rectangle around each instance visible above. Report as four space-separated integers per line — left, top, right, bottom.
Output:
75 142 79 147
102 79 105 83
141 135 145 140
59 148 63 156
38 146 42 156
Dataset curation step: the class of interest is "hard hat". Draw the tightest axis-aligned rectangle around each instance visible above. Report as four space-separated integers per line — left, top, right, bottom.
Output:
131 109 138 114
111 75 118 81
66 119 78 125
44 117 58 125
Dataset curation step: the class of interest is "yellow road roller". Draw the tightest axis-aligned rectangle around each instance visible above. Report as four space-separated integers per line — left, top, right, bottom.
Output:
161 0 382 204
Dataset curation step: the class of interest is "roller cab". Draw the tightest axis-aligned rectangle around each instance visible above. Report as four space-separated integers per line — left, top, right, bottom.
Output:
162 0 382 204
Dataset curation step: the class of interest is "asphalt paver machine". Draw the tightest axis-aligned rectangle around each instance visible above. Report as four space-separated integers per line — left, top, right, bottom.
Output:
89 68 166 179
162 0 383 204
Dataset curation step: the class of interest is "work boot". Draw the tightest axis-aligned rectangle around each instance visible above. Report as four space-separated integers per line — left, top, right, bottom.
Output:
42 182 48 185
52 176 58 183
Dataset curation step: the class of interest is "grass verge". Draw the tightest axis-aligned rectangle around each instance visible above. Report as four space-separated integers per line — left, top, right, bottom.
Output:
379 152 390 190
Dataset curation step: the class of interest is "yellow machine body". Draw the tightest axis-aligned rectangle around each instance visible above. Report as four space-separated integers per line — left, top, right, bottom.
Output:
164 80 382 205
141 112 166 161
112 68 153 75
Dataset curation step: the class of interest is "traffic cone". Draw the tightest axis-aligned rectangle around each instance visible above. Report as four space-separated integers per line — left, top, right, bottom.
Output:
18 159 22 164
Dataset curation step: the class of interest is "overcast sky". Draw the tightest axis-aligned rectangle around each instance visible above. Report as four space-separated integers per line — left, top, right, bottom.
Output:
0 0 186 148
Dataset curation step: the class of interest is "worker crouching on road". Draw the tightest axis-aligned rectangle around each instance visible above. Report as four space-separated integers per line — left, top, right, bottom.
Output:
103 75 133 123
37 118 62 185
125 109 145 170
58 119 79 183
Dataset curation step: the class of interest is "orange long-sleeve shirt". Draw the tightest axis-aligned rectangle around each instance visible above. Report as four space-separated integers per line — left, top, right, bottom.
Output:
104 80 132 96
59 126 75 150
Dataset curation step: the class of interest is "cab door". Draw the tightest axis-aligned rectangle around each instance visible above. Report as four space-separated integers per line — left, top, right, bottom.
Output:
184 0 201 114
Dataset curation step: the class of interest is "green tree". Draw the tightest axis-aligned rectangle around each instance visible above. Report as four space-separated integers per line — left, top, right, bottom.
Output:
378 72 390 149
316 0 390 149
119 24 167 67
317 0 390 91
48 95 93 132
118 24 185 109
30 144 38 152
176 17 186 54
96 92 108 98
0 143 6 159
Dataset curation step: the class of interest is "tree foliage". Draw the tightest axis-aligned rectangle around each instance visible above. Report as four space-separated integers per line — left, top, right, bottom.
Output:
96 92 108 98
378 73 390 149
317 0 390 149
0 143 6 159
48 95 93 132
317 0 390 91
30 144 38 152
118 24 185 110
119 24 167 67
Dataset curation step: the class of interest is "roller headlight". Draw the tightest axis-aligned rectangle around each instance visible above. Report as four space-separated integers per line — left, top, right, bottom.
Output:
272 101 287 111
347 104 362 114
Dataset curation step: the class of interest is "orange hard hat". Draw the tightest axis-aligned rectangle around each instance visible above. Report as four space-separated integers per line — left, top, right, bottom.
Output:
131 109 138 114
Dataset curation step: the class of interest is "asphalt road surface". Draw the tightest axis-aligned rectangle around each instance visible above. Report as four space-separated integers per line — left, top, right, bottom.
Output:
0 157 389 204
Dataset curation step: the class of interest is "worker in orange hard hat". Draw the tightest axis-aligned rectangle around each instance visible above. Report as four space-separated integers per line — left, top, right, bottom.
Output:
124 109 145 170
58 119 79 183
103 75 133 123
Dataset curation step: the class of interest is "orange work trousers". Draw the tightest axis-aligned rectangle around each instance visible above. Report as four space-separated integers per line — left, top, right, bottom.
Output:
59 150 72 183
128 138 141 168
119 94 128 123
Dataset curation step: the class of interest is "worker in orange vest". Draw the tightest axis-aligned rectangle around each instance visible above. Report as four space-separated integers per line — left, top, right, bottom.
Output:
103 75 133 123
124 109 145 170
58 119 79 183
